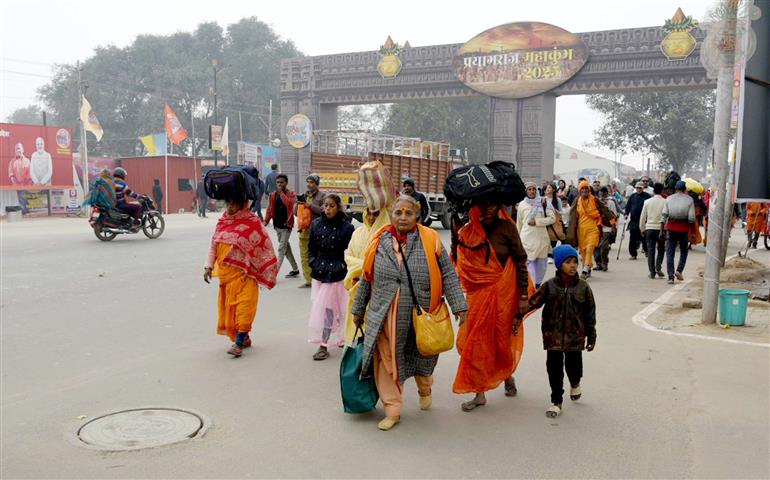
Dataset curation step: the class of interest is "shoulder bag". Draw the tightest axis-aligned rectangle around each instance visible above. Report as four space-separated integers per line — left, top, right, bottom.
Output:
543 201 566 242
397 241 454 356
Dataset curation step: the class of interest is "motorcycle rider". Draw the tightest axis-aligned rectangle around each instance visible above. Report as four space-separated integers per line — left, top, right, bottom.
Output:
113 167 142 227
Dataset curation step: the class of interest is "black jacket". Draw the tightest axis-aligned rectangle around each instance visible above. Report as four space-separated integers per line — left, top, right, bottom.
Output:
529 274 597 351
308 214 354 283
624 192 651 228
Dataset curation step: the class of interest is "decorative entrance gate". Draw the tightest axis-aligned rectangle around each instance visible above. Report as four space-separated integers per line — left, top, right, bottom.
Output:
279 24 714 188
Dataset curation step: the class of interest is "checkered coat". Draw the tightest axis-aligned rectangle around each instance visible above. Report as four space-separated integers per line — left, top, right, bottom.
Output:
352 230 467 383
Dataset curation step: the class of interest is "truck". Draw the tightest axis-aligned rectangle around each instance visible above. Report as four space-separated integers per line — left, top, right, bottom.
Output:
310 130 466 229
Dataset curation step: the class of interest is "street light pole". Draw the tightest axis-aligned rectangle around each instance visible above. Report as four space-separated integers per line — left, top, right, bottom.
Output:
213 61 219 168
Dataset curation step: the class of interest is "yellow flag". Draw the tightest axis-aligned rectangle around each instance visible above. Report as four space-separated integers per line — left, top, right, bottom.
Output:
80 97 104 141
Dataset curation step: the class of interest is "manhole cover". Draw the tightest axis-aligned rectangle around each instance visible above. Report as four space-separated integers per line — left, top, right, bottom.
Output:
76 408 205 451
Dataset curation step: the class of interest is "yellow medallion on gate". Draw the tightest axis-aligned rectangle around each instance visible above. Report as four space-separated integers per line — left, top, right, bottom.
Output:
378 36 404 79
661 8 698 61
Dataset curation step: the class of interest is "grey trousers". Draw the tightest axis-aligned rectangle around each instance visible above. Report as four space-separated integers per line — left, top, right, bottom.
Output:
275 228 298 272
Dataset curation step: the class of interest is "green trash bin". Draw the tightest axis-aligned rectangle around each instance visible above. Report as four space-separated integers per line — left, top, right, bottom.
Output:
718 289 750 326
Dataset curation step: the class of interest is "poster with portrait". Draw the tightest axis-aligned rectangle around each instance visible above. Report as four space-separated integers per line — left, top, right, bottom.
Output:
0 123 75 191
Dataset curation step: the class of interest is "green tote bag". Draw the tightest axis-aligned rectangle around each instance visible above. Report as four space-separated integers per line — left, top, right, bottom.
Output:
339 326 379 414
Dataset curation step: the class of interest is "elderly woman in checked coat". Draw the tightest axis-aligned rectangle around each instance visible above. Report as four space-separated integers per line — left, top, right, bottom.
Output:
352 195 467 431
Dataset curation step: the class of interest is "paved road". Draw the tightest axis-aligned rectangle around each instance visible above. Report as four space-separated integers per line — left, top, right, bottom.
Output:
2 214 768 479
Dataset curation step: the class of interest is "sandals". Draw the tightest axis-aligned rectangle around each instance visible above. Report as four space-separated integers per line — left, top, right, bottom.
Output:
546 404 562 418
570 385 582 401
377 416 400 431
461 396 486 412
227 344 243 357
419 393 432 411
504 377 518 397
312 348 329 361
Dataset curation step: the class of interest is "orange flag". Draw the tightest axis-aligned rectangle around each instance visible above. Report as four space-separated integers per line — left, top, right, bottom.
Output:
164 103 188 145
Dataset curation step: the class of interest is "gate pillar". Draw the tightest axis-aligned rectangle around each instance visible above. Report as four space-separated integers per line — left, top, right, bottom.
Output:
489 94 556 183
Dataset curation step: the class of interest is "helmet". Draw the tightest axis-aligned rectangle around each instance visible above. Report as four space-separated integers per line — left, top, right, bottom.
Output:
113 167 127 179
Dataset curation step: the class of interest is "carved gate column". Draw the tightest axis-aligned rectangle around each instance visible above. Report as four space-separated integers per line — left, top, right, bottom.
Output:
489 94 556 183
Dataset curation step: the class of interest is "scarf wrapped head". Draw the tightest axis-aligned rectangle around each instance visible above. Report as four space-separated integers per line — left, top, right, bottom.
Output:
523 181 545 222
212 207 278 289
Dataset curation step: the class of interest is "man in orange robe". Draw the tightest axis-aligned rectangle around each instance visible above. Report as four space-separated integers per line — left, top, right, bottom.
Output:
746 202 769 249
566 181 614 279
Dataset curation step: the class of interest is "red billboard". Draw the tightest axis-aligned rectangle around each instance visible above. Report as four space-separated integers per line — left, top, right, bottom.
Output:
0 123 75 190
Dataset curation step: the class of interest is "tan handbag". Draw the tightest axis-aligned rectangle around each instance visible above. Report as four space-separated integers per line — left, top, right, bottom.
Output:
544 202 566 241
398 242 454 356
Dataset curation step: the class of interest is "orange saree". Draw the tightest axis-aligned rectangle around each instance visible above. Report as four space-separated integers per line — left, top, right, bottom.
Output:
453 206 532 394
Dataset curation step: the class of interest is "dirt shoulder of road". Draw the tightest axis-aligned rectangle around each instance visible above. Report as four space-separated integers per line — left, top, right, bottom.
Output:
646 249 770 345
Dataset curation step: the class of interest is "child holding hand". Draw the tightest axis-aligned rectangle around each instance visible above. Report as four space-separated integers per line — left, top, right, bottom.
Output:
528 245 596 418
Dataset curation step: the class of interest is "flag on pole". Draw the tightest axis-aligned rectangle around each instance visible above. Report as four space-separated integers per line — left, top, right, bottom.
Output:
221 117 230 157
164 103 188 145
80 96 104 141
139 133 168 156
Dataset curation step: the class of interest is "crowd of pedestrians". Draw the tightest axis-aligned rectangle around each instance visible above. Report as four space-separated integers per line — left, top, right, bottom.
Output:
198 165 767 431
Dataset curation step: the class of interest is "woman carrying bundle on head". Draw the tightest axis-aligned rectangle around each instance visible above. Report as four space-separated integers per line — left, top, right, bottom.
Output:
203 186 278 358
452 193 533 412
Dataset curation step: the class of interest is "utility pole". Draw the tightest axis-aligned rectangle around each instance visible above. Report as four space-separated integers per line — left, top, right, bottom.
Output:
703 1 739 324
268 99 273 143
212 60 219 167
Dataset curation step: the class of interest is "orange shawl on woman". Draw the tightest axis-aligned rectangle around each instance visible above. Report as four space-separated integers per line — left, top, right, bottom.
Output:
453 206 533 394
362 224 443 312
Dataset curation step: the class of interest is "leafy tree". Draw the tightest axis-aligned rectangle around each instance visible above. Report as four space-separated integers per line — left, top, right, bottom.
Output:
586 91 715 174
36 18 301 158
383 97 489 163
338 104 391 132
8 105 44 125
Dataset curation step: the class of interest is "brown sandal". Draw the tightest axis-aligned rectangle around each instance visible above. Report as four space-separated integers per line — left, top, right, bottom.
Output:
227 344 243 357
312 348 329 360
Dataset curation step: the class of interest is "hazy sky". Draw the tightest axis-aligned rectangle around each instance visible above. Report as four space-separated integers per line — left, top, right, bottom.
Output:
1 0 713 166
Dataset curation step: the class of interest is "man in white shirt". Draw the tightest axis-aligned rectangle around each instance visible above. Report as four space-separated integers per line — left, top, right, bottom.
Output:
639 182 667 279
30 137 53 186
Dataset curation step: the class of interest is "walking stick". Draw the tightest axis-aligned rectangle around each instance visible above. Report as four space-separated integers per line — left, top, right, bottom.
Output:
740 205 762 257
616 220 628 260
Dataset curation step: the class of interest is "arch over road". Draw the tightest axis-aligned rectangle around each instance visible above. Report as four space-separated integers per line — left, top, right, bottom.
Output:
280 25 715 187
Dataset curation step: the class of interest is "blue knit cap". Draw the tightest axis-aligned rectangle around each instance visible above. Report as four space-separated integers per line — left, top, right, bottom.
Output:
553 244 579 271
675 180 686 191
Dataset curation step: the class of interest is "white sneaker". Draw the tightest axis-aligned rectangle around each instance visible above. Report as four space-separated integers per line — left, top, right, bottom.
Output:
547 258 554 264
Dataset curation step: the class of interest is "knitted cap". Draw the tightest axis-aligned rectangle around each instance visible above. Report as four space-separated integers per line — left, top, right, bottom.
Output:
553 244 579 270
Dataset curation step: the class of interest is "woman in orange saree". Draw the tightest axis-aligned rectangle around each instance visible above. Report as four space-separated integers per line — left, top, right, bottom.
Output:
204 195 279 357
453 197 533 411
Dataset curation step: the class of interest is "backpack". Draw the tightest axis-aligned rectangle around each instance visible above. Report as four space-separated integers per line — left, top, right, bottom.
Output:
444 161 526 213
204 165 260 201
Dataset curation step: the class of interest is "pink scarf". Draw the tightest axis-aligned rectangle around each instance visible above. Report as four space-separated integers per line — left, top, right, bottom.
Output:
212 208 278 289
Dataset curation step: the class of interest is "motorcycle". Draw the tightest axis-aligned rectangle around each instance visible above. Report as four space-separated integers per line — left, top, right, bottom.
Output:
89 195 165 241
